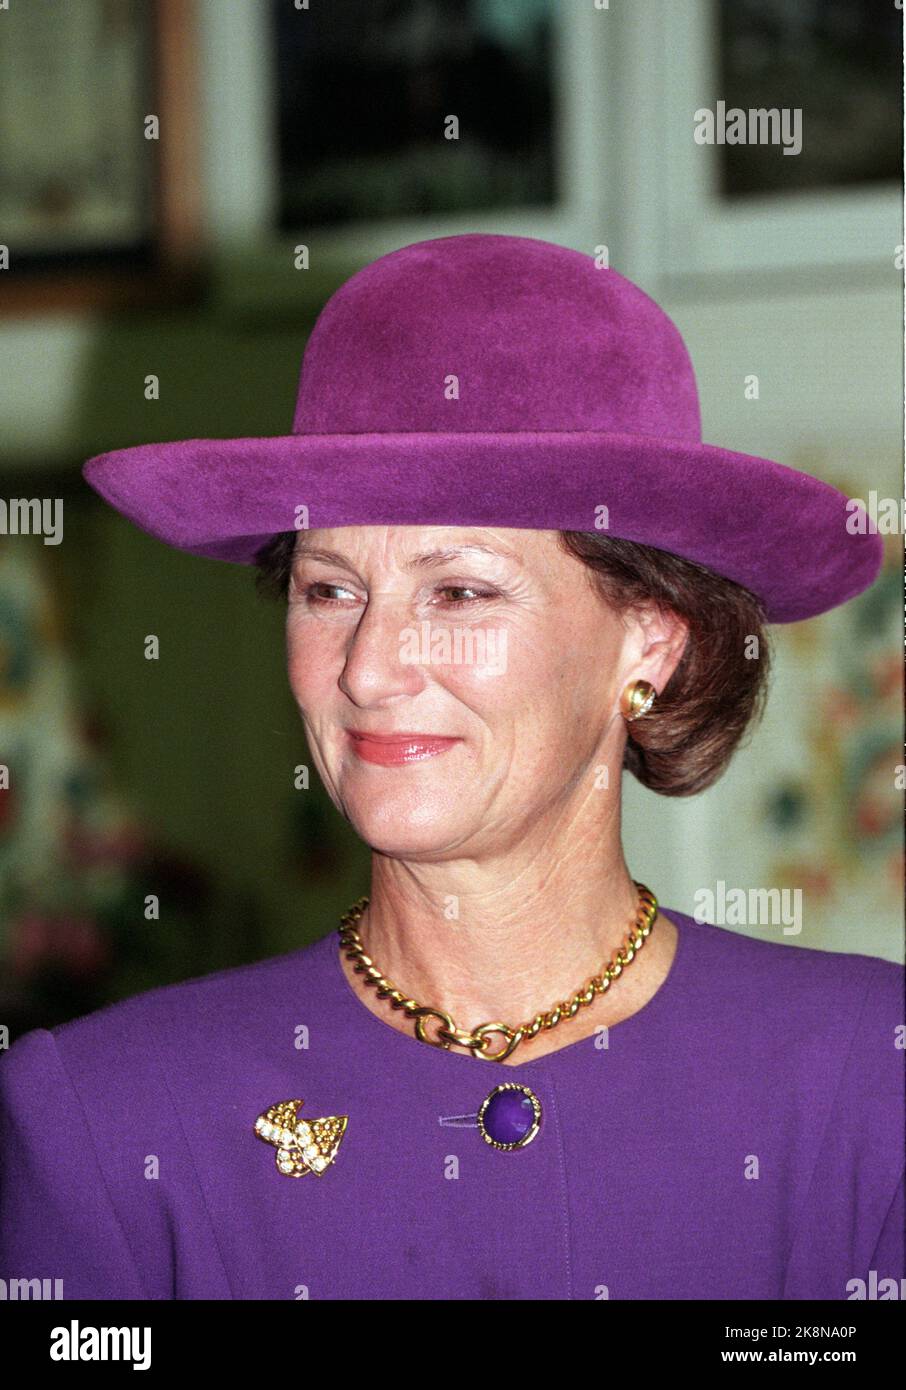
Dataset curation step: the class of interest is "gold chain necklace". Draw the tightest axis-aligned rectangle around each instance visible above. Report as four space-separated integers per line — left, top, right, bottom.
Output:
338 882 658 1062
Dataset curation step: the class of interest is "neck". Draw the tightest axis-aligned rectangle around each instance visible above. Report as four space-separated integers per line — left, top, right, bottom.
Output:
341 791 671 1048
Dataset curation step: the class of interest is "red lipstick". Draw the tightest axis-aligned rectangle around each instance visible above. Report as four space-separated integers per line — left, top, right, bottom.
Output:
346 730 461 766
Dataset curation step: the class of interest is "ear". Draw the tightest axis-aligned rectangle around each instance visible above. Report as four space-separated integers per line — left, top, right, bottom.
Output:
625 603 689 694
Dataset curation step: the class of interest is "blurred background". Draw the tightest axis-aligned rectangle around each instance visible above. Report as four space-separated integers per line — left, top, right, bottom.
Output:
0 0 902 1039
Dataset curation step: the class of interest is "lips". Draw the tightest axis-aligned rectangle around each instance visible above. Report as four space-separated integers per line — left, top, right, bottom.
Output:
346 730 461 766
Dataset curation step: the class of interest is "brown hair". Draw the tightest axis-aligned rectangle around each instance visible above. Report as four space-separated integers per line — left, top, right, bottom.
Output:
254 529 772 797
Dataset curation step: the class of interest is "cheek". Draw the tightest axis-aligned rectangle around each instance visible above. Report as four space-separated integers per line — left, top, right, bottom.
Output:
483 636 608 763
286 617 343 709
441 631 582 761
435 620 564 705
427 627 527 724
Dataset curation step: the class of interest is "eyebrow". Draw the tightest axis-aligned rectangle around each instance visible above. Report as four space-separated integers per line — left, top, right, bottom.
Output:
292 543 520 571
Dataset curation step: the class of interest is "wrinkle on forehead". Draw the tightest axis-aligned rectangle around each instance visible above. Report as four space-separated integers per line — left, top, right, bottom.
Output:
292 526 562 573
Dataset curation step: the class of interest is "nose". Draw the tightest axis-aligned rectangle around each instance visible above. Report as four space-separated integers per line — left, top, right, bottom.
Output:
338 592 427 707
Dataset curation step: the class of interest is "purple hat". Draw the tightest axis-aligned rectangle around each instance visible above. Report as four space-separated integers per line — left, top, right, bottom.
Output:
83 232 882 623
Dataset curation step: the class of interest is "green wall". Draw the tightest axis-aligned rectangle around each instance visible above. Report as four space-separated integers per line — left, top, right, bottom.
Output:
10 262 375 987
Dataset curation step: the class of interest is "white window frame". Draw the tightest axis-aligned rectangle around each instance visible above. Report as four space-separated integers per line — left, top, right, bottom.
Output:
198 0 616 268
657 0 901 279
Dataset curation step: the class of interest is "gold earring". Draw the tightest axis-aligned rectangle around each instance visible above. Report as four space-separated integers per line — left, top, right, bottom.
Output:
621 679 656 722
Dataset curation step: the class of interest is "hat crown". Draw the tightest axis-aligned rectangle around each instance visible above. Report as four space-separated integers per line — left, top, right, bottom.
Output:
292 234 701 441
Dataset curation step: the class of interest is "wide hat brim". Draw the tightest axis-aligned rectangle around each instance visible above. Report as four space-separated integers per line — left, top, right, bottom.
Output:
82 429 883 625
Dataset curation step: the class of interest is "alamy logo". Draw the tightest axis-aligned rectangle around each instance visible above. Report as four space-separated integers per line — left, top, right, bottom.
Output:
694 101 802 156
49 1321 151 1370
0 497 63 544
399 620 508 674
693 880 802 936
0 1276 63 1299
846 1270 905 1300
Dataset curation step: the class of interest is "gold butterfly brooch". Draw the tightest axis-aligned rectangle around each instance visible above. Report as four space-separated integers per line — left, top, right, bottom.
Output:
254 1099 348 1178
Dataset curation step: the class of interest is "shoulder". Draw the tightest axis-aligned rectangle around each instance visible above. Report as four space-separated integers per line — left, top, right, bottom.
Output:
660 904 903 1118
0 931 338 1096
0 937 347 1300
661 903 903 1029
662 905 904 1228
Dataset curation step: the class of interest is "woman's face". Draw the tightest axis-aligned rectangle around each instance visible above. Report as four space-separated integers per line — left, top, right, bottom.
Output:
286 526 682 859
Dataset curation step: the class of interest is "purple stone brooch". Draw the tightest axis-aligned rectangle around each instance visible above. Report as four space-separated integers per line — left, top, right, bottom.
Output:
476 1083 542 1151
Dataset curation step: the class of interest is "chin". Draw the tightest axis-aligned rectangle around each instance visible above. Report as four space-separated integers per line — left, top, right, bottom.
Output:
344 793 468 858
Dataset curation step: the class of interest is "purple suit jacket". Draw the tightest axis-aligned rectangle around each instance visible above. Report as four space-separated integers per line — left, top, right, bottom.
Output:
1 907 903 1300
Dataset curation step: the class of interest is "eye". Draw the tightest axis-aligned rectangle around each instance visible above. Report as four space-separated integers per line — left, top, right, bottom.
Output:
434 585 499 608
297 580 499 609
304 582 358 605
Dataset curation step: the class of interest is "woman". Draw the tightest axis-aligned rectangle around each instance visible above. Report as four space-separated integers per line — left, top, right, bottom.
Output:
1 234 901 1301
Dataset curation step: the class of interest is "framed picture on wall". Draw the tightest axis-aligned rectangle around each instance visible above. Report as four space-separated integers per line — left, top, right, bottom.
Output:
657 0 902 277
269 0 557 229
0 0 203 315
199 0 618 316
